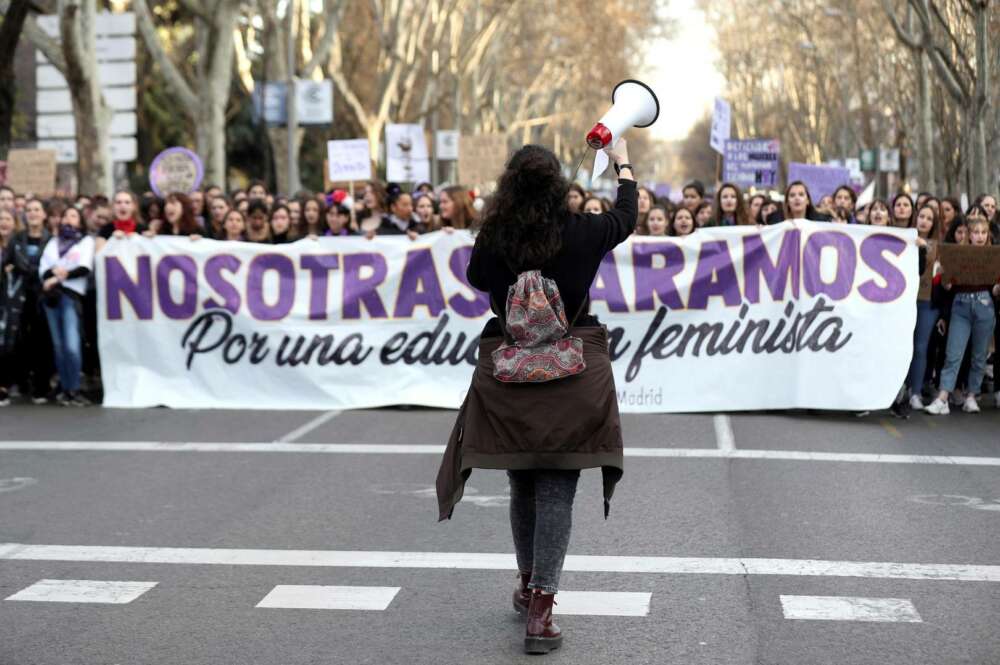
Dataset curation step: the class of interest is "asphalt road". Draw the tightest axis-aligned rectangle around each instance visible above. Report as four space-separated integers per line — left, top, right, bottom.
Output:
1 404 998 665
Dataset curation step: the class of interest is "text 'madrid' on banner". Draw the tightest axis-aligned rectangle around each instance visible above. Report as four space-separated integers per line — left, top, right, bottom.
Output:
97 222 918 413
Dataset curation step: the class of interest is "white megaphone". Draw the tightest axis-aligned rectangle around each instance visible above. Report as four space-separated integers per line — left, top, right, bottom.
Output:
585 79 659 184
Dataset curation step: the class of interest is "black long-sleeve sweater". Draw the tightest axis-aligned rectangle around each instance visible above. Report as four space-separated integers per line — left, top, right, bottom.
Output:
467 179 638 338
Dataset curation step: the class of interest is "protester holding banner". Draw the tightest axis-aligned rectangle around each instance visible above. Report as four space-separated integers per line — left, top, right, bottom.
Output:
221 209 247 241
670 206 696 236
438 186 476 230
413 193 439 232
645 205 668 236
907 204 942 410
775 181 830 223
323 203 354 237
437 141 636 655
708 183 751 226
268 204 295 243
206 195 231 239
925 217 999 415
377 184 419 238
244 200 272 243
300 198 324 237
38 206 94 407
891 193 914 228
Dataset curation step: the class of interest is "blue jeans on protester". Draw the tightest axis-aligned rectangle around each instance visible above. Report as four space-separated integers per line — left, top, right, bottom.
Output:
907 300 938 395
43 291 82 393
939 291 996 394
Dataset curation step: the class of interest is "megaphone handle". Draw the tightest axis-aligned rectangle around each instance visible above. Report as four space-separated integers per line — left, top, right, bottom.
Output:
569 147 591 186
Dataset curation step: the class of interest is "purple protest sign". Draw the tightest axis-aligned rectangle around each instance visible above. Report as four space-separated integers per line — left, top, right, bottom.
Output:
149 147 204 198
787 162 850 200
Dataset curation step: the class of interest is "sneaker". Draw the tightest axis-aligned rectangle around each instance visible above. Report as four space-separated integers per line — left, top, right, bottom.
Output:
31 395 49 405
909 394 925 410
69 392 91 407
54 392 70 406
962 394 980 413
925 398 950 415
949 389 965 407
0 393 9 407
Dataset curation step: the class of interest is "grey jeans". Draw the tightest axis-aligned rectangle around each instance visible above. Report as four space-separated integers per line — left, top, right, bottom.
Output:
508 469 581 593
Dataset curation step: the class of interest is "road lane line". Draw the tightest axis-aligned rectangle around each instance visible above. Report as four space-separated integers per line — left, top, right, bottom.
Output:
779 595 922 622
256 585 399 610
274 411 341 443
713 415 735 451
556 591 652 616
1 441 998 467
4 579 157 604
1 544 998 582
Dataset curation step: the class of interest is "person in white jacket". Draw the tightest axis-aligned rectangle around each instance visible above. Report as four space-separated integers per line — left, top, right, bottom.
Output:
38 205 94 406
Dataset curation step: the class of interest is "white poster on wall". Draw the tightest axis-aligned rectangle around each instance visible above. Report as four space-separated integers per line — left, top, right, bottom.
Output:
98 223 918 413
326 139 372 182
386 123 430 183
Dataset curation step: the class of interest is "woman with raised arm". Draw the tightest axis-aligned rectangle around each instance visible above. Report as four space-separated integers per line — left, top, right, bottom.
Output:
437 141 637 655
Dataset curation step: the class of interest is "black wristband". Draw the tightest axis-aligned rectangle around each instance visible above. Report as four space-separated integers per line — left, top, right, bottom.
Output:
614 162 634 175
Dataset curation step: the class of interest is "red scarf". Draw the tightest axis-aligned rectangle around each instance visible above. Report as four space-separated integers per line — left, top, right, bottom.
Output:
114 218 137 234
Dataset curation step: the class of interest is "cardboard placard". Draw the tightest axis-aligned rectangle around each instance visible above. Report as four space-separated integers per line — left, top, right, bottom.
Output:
5 149 57 196
458 134 508 186
938 244 1000 286
326 139 372 183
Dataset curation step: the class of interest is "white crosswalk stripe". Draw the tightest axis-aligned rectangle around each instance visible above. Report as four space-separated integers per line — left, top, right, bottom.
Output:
780 595 923 623
4 579 157 604
256 585 400 610
555 591 652 616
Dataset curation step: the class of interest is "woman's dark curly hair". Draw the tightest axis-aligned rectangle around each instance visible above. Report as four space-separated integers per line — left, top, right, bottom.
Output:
474 144 568 270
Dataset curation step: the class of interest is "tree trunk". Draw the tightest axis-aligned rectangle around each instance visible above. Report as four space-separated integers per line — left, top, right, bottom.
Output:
917 49 935 192
59 0 112 196
0 0 30 161
267 126 304 195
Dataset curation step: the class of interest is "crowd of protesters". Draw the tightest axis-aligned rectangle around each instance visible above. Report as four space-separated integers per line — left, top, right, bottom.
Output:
0 173 998 413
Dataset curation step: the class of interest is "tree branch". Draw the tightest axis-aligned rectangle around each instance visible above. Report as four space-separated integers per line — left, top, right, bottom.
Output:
302 0 344 78
134 0 198 112
0 0 68 73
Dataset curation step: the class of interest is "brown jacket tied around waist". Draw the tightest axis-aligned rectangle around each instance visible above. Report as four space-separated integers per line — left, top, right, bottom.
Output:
436 326 624 521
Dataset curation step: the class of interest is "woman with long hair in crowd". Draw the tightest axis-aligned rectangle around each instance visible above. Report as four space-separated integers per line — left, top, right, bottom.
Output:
925 215 999 415
890 193 914 228
781 181 828 222
362 180 387 220
439 186 476 229
38 206 94 406
300 198 324 237
413 193 439 232
694 200 713 227
95 190 143 253
438 141 636 655
566 183 586 214
269 204 295 244
939 197 962 241
155 193 199 237
221 209 247 241
833 186 858 224
635 185 656 234
670 206 696 236
324 203 355 236
645 204 669 236
582 196 608 215
867 200 890 226
245 200 272 243
748 193 767 224
906 204 942 410
709 183 751 226
140 194 163 233
207 195 231 239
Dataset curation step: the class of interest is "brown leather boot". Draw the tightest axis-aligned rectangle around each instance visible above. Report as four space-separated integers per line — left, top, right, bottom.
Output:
512 571 531 614
524 589 562 654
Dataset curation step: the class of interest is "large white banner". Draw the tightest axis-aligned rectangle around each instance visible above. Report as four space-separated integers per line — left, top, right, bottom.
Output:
97 223 918 412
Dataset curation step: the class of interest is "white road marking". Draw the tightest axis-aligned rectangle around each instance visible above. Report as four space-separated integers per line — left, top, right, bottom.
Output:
779 595 922 623
0 477 37 492
2 440 999 468
274 411 341 443
713 415 735 452
1 544 998 582
4 579 157 604
256 585 399 610
555 591 651 616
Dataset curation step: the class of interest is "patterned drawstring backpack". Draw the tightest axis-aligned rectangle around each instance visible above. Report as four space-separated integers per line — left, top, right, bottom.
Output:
491 268 588 383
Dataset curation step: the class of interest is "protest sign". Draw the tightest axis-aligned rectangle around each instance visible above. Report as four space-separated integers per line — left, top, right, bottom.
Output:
149 147 203 198
435 130 460 160
710 97 731 154
386 124 430 183
938 244 1000 286
723 139 780 188
98 223 918 413
4 149 57 196
326 139 372 183
458 134 508 186
788 162 850 199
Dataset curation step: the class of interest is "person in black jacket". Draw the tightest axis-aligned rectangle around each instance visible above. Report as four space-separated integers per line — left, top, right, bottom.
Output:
440 141 636 655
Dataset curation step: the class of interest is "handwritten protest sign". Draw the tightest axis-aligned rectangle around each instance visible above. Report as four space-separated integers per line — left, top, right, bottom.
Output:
458 134 508 186
938 244 1000 286
326 139 372 183
5 149 57 196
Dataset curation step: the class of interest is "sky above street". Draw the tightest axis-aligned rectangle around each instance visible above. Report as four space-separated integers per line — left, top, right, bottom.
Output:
646 0 724 141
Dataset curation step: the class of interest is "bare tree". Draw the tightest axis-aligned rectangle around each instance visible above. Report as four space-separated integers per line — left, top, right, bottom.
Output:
134 0 242 187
